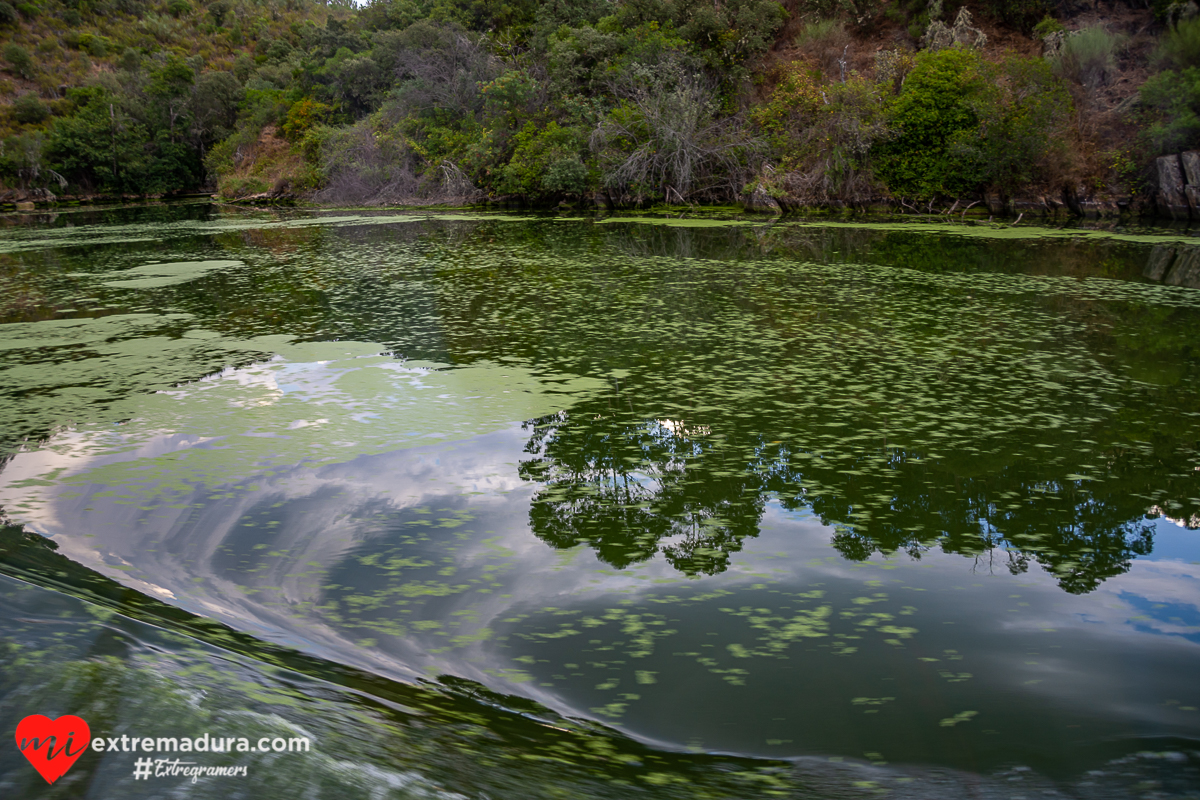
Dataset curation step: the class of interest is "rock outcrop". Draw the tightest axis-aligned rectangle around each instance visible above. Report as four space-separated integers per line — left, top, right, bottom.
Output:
1156 152 1200 218
742 184 782 214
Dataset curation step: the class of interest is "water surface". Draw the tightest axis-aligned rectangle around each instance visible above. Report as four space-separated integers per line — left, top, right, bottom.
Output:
1 204 1198 797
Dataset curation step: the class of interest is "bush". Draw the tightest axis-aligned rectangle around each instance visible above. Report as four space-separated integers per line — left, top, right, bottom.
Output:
496 121 588 197
1032 15 1064 39
12 92 48 124
15 2 36 19
1155 17 1200 70
0 2 16 25
166 0 189 17
281 98 331 142
964 55 1073 193
3 43 33 79
1140 66 1200 154
985 0 1051 32
1053 26 1125 89
794 19 852 80
872 49 1071 199
591 59 755 203
872 48 989 199
218 175 270 197
752 67 890 205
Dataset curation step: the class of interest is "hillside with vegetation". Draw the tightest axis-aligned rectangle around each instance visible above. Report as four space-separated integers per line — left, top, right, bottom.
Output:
0 0 1195 213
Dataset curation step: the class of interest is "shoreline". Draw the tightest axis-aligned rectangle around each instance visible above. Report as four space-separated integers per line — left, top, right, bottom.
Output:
3 191 1200 234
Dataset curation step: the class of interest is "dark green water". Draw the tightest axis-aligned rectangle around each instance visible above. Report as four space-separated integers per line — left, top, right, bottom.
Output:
0 203 1198 798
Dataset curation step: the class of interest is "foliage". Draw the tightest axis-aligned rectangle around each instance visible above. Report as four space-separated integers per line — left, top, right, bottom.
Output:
984 0 1052 33
1032 15 1064 39
923 6 987 52
0 0 1147 204
872 47 990 199
591 58 756 203
1154 17 1200 70
11 91 47 124
753 66 890 205
794 19 853 79
960 55 1073 193
281 98 331 142
497 121 588 197
872 48 1071 200
3 42 31 78
1140 66 1200 155
1052 26 1126 89
612 0 787 76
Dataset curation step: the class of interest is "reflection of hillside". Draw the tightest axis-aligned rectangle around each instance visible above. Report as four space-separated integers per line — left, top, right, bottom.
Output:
414 222 1200 595
519 396 1184 593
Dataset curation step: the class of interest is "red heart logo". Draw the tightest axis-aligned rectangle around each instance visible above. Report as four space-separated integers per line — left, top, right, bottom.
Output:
15 715 91 784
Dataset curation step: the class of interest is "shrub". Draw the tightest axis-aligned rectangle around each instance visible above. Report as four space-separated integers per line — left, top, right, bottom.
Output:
1032 15 1064 39
12 92 48 124
1140 66 1200 154
753 68 890 205
15 2 36 19
542 155 588 195
218 175 270 197
281 98 331 142
0 1 16 25
874 48 915 93
591 60 754 203
873 49 1072 199
1155 17 1200 70
1053 26 1125 89
794 19 852 80
3 43 33 79
496 121 588 197
872 48 989 199
923 7 987 52
166 0 189 17
82 35 108 58
985 0 1051 32
966 55 1073 193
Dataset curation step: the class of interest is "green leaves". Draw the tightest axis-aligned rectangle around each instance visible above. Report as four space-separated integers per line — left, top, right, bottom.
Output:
872 49 1071 200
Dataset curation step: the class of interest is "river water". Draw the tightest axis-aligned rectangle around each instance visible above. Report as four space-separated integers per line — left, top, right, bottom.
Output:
0 203 1197 798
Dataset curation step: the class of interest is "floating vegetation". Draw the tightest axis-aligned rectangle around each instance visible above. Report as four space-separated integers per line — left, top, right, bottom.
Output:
0 205 1197 790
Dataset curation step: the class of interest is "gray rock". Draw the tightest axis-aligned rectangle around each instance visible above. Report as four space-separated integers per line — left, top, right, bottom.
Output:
742 184 781 214
1157 155 1190 218
1181 150 1200 185
1144 246 1176 281
1165 247 1200 288
1188 186 1200 216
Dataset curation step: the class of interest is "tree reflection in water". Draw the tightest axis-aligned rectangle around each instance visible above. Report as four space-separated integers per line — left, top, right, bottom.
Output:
520 398 1177 592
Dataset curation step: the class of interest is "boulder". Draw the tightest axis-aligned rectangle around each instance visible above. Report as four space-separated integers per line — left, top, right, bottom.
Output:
742 184 781 214
1181 150 1200 184
1144 246 1176 281
1165 247 1200 288
1157 155 1191 218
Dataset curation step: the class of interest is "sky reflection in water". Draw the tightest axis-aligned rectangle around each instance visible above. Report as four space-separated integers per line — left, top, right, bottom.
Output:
0 206 1198 790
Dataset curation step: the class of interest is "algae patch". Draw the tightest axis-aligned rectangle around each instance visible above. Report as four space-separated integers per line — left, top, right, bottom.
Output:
101 260 245 289
0 341 605 508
